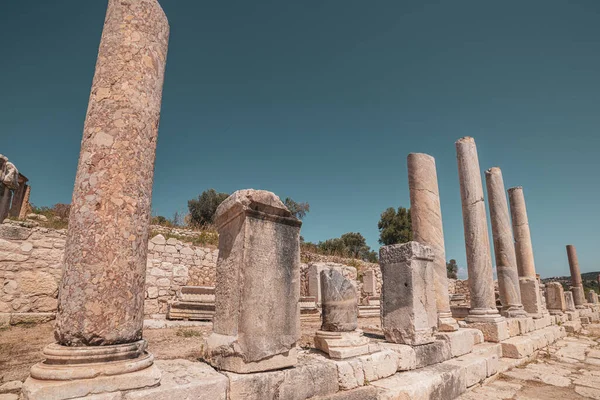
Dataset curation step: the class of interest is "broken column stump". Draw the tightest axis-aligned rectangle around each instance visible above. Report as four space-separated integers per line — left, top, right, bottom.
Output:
314 268 370 359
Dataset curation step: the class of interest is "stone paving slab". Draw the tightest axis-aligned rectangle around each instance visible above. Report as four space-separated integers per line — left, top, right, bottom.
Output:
457 325 600 400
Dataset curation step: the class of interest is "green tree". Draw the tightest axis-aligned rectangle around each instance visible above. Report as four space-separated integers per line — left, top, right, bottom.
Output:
284 197 310 220
378 207 412 245
446 259 458 279
341 232 369 259
188 189 229 227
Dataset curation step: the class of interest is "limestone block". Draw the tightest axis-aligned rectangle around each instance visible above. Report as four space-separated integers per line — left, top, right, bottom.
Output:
363 269 377 295
506 318 521 337
501 336 535 358
123 360 226 400
471 343 502 376
467 320 509 343
380 241 437 345
372 362 466 400
312 386 378 400
0 224 31 240
226 361 338 400
520 277 544 317
462 328 485 344
414 340 452 369
532 314 552 330
378 343 417 371
22 364 161 400
435 329 475 357
314 330 370 359
517 317 535 334
10 312 55 325
0 313 9 328
546 282 566 314
206 189 301 373
446 353 487 387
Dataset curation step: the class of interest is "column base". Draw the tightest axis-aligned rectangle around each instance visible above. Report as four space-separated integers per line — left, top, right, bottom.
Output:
464 312 508 342
22 340 160 400
206 333 297 373
502 306 528 318
314 329 371 359
519 278 544 316
437 311 459 332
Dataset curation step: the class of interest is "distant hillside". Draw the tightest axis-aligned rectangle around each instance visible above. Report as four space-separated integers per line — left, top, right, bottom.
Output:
543 271 599 294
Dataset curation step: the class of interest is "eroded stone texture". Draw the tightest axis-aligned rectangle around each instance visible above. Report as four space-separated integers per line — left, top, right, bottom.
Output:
363 269 377 295
380 241 437 345
408 153 458 331
546 282 566 315
566 245 586 308
321 269 358 332
54 0 169 347
508 186 544 317
564 292 576 312
206 189 302 372
455 137 501 322
587 290 598 304
485 167 526 318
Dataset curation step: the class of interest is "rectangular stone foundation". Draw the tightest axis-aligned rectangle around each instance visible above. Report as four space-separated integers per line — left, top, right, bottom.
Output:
465 320 509 343
520 278 544 317
500 325 566 359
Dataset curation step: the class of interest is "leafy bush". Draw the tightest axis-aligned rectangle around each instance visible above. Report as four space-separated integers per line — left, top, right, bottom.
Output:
188 189 229 227
378 206 412 246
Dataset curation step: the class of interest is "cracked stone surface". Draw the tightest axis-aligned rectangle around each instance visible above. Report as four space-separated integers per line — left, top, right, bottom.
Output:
55 0 170 346
459 325 600 399
408 153 457 330
456 137 499 318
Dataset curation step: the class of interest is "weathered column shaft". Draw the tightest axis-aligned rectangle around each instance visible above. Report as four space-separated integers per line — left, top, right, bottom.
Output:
55 0 169 346
508 187 536 278
508 186 544 317
485 167 526 317
455 137 499 318
407 153 458 331
566 245 586 308
566 245 583 287
18 185 31 220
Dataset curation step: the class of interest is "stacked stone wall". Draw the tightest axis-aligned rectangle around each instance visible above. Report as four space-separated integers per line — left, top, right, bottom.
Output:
0 221 218 322
144 234 218 317
0 222 64 317
448 278 471 303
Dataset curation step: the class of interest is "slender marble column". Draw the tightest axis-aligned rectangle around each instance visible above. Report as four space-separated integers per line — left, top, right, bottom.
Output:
408 153 458 331
24 1 169 398
566 245 586 308
455 137 502 323
508 186 544 317
485 167 527 317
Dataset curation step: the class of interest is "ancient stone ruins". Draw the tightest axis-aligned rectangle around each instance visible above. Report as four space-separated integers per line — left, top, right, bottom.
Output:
1 1 599 399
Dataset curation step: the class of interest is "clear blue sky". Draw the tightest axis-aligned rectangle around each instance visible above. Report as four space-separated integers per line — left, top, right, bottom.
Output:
1 1 599 278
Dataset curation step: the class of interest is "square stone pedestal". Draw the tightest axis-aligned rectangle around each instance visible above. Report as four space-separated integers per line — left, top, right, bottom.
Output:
314 330 371 359
520 278 544 318
465 318 509 343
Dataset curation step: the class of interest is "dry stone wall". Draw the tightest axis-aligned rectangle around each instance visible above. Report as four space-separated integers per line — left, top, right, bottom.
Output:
144 234 218 318
0 222 64 317
0 221 218 323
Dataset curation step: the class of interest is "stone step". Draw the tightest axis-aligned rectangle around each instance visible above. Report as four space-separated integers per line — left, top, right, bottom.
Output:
500 325 566 359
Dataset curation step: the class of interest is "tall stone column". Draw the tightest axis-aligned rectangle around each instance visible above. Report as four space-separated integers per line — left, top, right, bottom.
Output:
206 189 302 373
508 187 545 317
23 1 169 399
455 137 503 324
407 153 458 331
566 245 586 309
484 167 527 318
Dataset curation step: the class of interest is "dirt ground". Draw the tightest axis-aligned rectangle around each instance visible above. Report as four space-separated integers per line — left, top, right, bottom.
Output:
0 317 383 384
